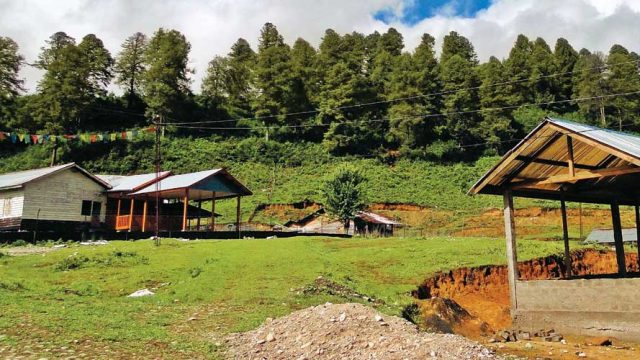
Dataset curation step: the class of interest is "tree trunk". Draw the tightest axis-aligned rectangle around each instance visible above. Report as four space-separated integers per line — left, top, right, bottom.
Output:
343 219 350 235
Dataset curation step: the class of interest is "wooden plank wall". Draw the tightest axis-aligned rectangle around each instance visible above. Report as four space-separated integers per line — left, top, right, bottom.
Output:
22 169 107 223
0 189 25 220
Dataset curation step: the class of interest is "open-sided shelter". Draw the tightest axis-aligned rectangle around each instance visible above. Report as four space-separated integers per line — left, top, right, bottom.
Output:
469 117 640 340
124 169 252 235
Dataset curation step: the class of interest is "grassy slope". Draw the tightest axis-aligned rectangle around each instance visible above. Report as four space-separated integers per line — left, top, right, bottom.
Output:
0 139 552 225
0 237 576 358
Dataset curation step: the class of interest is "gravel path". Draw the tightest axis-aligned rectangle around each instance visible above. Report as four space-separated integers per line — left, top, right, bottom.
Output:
226 302 500 359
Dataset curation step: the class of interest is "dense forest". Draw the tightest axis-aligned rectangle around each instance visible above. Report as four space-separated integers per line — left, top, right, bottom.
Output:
1 23 640 161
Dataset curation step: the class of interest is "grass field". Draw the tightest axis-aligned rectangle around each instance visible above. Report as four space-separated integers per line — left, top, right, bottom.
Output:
0 236 576 359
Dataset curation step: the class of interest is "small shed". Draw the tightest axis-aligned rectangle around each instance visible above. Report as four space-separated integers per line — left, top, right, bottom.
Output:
0 163 110 231
354 211 402 236
469 117 640 340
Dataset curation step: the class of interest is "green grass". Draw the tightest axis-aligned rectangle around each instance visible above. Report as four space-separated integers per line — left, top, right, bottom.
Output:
0 236 575 358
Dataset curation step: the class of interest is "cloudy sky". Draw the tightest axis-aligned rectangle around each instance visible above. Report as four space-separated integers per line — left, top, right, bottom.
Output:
2 0 640 93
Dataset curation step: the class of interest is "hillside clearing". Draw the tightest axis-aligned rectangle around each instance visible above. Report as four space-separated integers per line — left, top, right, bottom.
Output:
0 237 574 358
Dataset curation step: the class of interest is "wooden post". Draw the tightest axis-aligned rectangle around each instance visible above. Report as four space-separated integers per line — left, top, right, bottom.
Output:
128 199 135 231
182 189 189 232
197 200 202 230
142 199 148 232
636 204 640 270
611 200 627 276
560 198 572 277
211 191 216 231
503 190 518 315
236 195 241 239
116 198 122 218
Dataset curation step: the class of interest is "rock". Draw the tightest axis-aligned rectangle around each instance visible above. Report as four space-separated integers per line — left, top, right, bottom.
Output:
127 289 154 297
339 313 346 322
525 342 533 349
585 337 612 346
576 351 587 357
374 314 383 322
256 339 266 345
266 332 275 342
518 331 531 341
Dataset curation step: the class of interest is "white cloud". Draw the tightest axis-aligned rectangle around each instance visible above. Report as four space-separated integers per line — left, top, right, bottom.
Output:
1 0 639 94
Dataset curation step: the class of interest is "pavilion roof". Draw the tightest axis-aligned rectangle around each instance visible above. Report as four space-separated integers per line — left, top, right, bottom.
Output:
469 117 640 205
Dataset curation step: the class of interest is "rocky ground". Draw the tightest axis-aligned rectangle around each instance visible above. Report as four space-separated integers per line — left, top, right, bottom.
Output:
225 302 499 360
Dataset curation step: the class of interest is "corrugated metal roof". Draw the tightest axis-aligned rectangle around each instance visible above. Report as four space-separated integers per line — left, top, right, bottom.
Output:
131 169 223 195
584 228 638 244
97 171 171 192
549 118 640 160
469 117 640 204
0 163 110 191
356 211 402 225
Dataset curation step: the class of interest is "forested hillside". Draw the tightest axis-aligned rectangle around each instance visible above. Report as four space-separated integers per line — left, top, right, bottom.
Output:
1 23 640 161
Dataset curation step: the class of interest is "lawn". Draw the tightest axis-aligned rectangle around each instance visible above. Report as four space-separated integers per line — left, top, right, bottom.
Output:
0 236 574 358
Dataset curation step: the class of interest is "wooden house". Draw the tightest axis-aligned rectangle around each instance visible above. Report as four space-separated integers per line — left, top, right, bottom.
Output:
0 163 110 231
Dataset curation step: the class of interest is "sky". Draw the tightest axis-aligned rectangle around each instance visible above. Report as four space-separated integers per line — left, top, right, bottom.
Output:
1 0 640 94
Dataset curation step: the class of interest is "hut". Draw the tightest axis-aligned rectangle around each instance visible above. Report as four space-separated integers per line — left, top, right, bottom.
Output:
353 211 402 236
469 117 640 340
0 163 110 232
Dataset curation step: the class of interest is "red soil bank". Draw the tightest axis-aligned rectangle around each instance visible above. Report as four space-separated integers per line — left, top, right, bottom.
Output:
413 250 639 330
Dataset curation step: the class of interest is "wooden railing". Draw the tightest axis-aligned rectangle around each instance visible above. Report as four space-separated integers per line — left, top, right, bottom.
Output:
115 215 131 230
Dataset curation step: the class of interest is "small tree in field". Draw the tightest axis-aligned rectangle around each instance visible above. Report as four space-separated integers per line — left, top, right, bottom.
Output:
322 167 368 233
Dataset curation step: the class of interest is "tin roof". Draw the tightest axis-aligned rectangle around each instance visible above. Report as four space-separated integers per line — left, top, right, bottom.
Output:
584 228 638 244
469 117 640 205
356 211 402 225
97 171 171 192
130 168 252 200
0 163 111 191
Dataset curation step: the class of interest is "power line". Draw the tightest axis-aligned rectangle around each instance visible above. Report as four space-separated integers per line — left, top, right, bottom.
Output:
168 90 640 132
163 58 640 126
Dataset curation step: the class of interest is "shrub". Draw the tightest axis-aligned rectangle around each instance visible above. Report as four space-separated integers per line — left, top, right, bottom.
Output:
55 255 90 271
12 240 28 247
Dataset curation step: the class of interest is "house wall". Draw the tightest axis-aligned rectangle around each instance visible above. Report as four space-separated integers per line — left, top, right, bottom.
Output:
22 168 106 224
0 188 24 229
514 278 640 341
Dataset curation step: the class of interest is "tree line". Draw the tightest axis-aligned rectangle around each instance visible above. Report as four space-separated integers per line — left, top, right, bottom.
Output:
1 24 640 160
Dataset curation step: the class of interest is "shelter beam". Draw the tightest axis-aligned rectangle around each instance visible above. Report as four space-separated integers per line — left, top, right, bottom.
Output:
128 199 135 231
142 199 148 232
211 191 216 231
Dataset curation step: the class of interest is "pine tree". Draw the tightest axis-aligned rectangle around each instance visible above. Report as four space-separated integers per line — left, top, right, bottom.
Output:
530 37 556 106
387 33 441 151
553 38 578 112
505 34 533 106
318 31 383 154
439 32 480 150
141 28 192 123
0 36 24 130
478 56 515 153
606 44 640 130
252 23 295 139
573 49 609 127
290 38 319 140
115 32 147 106
226 38 256 120
35 32 113 132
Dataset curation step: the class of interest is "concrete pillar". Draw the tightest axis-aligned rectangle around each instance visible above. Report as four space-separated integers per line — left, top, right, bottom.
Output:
503 190 518 315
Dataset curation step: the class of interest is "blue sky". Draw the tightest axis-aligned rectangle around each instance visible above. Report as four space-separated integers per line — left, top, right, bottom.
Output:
375 0 492 25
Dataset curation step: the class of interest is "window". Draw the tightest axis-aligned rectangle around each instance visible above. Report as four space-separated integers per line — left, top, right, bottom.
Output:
91 201 101 216
81 200 92 216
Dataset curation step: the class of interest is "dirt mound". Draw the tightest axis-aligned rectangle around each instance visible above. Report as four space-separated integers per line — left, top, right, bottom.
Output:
412 249 640 332
415 298 492 339
225 302 499 359
297 276 383 305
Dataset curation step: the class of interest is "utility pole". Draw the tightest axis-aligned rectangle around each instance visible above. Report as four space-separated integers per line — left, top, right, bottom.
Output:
154 114 162 246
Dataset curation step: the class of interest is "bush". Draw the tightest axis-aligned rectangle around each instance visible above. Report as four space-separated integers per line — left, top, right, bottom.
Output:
55 255 90 271
11 239 28 247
